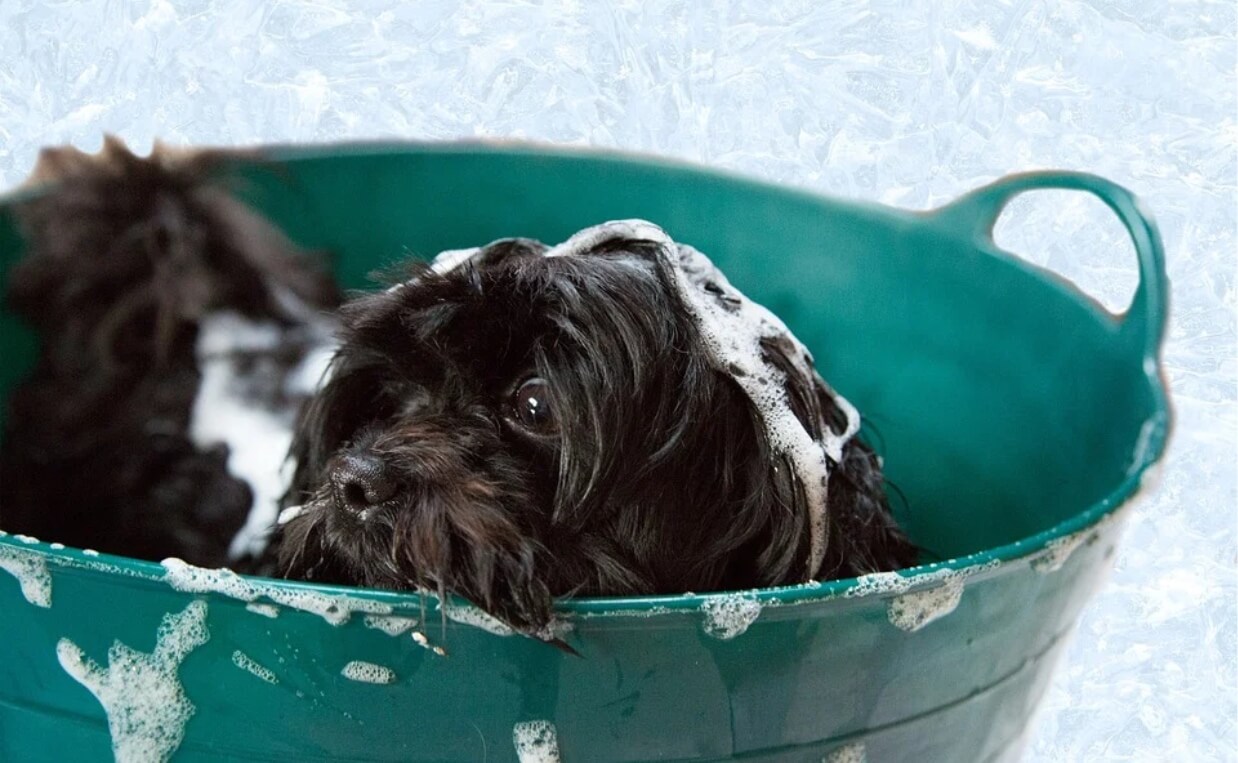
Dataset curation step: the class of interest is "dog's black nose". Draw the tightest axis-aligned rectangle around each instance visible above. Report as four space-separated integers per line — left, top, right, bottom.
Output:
331 453 397 514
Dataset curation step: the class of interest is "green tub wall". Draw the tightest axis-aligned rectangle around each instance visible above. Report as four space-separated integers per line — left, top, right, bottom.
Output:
0 144 1169 761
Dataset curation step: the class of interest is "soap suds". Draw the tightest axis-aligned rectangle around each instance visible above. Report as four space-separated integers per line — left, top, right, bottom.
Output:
245 602 281 618
231 650 278 684
542 220 859 579
0 544 52 607
824 741 867 762
15 534 39 544
56 600 210 763
513 720 560 763
846 560 1000 631
411 631 448 656
701 594 762 639
386 246 482 295
161 558 392 625
575 605 674 620
888 579 965 631
363 614 418 636
341 660 397 684
1031 508 1129 575
48 552 164 581
412 220 860 580
443 602 516 636
1030 532 1091 574
277 505 305 525
83 549 100 557
431 246 482 275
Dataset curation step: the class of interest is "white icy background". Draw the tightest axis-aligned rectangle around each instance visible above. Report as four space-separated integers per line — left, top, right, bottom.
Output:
0 1 1233 759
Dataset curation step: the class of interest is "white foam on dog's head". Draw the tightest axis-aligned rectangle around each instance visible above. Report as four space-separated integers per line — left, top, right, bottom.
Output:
56 601 210 762
545 220 861 580
430 247 482 275
398 220 861 582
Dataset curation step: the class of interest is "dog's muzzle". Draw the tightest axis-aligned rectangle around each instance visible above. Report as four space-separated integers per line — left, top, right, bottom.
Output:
329 452 397 517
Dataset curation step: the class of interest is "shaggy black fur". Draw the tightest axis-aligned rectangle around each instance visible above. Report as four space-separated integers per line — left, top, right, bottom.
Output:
0 140 915 639
265 237 917 637
0 139 339 566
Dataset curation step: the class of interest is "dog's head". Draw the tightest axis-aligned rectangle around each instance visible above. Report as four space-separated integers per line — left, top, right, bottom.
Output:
0 139 340 565
9 137 339 369
277 221 915 637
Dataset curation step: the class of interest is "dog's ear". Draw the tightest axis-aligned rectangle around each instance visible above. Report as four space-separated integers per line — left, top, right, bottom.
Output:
756 336 918 579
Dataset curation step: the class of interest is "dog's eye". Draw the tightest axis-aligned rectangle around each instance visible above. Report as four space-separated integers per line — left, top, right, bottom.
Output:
511 377 556 432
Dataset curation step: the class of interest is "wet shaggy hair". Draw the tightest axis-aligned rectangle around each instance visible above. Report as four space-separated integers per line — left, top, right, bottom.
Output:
266 236 917 638
0 139 339 565
0 141 915 641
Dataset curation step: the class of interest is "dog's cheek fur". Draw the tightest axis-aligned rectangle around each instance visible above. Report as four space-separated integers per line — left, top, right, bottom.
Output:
538 253 913 598
277 401 561 633
760 335 919 579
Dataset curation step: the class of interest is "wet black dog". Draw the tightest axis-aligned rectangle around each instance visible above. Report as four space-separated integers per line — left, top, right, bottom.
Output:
0 143 914 640
0 139 339 566
265 221 917 637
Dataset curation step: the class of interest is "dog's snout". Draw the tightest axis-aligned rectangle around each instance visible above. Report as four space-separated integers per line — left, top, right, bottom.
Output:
331 453 397 514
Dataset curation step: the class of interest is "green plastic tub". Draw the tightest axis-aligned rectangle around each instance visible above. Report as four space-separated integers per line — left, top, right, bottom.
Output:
0 143 1170 762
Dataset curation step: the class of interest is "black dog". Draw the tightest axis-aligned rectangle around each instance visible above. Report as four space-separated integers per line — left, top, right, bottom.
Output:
0 139 339 567
266 220 917 637
0 144 915 639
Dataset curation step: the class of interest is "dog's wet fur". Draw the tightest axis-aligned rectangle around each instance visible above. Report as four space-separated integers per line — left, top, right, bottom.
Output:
0 141 916 639
266 238 917 636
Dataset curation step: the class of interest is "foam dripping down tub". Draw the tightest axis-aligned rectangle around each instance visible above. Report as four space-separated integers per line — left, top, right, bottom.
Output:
0 143 1170 762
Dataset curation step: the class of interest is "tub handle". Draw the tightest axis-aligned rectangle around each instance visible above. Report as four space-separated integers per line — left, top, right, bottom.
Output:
931 170 1169 368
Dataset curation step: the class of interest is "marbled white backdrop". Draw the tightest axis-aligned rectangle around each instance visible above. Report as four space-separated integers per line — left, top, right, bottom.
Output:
0 1 1233 760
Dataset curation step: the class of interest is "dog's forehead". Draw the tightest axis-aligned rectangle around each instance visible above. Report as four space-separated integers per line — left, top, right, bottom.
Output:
542 220 674 258
420 220 671 278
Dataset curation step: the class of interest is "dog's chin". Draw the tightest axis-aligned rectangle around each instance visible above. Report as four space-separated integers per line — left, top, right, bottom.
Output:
275 486 557 636
277 499 406 589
